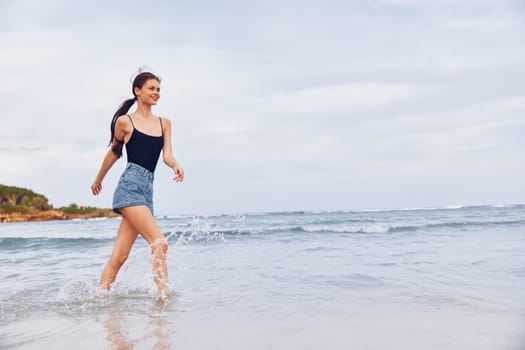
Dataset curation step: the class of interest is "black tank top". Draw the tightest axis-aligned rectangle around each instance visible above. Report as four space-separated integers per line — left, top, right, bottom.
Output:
125 115 164 172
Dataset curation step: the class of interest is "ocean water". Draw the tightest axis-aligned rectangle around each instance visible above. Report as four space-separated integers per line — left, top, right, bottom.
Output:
1 205 524 349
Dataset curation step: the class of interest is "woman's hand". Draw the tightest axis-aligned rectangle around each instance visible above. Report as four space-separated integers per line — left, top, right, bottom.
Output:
91 181 102 195
173 164 184 183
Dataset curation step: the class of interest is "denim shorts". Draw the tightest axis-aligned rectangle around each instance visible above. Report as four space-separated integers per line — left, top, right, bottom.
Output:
112 162 154 215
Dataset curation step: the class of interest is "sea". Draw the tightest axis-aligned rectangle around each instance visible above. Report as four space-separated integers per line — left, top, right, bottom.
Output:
0 205 524 349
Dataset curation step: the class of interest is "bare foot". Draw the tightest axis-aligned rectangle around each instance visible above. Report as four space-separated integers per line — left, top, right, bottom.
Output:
158 287 171 299
94 287 111 300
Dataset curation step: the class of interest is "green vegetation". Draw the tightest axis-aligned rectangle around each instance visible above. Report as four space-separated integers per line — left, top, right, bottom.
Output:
58 203 98 214
0 203 30 214
0 184 115 222
0 184 52 214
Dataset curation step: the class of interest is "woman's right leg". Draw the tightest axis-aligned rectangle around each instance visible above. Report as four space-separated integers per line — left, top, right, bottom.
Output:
100 217 139 290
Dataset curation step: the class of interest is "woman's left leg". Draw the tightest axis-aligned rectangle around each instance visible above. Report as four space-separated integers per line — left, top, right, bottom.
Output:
100 217 139 290
118 205 169 297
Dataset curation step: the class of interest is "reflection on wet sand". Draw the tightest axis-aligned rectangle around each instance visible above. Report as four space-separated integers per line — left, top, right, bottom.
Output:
104 311 135 349
145 317 173 350
103 298 175 350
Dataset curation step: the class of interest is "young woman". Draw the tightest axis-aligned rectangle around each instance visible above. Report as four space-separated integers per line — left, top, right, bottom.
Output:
91 71 184 297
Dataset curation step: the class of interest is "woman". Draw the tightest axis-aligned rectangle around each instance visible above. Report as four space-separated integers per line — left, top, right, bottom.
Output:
91 71 184 297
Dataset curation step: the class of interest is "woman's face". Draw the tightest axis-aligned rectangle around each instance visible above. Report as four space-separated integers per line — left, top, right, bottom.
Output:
135 78 160 106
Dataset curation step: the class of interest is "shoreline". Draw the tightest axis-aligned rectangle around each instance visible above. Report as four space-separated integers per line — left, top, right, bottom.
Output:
0 209 119 223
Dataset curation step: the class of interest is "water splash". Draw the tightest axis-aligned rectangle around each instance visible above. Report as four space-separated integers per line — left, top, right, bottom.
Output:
168 215 231 245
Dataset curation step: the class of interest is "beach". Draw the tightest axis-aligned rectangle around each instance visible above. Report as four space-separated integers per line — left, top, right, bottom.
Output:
1 206 524 349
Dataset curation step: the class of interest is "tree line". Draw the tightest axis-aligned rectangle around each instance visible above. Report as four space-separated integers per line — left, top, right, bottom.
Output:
0 184 52 213
0 184 102 215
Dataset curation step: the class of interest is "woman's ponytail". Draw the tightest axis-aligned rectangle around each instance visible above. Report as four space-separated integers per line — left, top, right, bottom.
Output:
109 97 136 157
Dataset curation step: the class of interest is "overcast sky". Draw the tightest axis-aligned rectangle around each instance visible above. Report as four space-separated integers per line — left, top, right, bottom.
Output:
1 0 524 215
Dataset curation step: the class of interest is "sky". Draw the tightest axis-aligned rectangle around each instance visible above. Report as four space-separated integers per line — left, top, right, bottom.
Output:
1 0 524 215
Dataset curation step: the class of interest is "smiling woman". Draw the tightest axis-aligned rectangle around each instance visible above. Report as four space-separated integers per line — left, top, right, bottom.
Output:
91 70 185 298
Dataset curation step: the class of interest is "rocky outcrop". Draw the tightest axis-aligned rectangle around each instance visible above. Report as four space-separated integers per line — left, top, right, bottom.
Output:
0 184 119 223
0 209 119 223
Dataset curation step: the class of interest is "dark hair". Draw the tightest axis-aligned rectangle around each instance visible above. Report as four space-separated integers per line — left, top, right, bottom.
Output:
109 71 161 157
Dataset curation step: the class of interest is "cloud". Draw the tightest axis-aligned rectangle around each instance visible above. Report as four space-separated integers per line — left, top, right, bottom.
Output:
270 82 435 117
1 0 524 213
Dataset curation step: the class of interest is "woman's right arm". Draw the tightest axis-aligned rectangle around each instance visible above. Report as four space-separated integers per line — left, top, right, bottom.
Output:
91 117 130 195
91 147 120 195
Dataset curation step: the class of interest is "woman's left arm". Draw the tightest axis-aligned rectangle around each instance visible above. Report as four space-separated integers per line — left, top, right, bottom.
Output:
162 117 184 183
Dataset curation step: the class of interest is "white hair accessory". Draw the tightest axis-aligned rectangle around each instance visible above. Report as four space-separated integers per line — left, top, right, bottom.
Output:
129 65 161 84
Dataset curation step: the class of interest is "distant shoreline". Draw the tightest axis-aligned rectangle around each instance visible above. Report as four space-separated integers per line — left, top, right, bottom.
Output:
0 184 120 223
0 209 119 223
